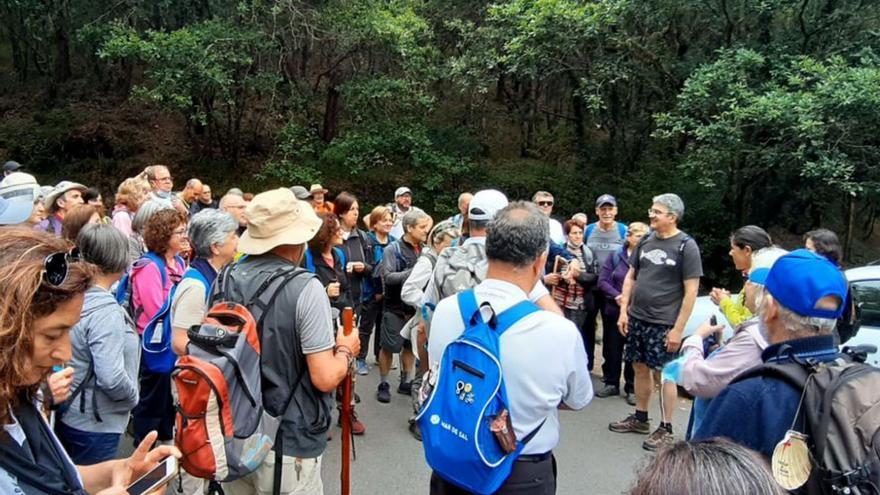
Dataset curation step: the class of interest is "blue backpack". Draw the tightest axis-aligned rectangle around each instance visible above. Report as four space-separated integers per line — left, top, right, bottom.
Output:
116 252 184 374
303 247 346 273
416 290 544 495
584 221 627 241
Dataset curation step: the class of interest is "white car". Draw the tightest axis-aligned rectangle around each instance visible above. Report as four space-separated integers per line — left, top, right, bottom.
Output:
843 265 880 367
684 265 880 366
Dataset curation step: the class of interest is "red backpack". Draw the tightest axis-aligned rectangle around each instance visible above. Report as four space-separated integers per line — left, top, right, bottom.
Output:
173 302 279 485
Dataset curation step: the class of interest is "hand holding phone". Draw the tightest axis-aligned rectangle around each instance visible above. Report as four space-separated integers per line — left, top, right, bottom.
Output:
126 457 177 495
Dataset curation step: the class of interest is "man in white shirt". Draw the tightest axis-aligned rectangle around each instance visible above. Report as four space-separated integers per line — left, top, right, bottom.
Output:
427 201 592 494
532 190 565 245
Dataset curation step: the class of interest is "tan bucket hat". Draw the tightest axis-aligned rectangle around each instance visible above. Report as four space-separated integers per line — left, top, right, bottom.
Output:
238 188 323 255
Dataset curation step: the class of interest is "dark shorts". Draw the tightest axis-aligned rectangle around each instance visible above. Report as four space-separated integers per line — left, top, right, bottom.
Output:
381 311 411 353
624 316 676 370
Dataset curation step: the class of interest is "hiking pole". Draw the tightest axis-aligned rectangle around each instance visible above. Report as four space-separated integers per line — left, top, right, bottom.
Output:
341 306 354 495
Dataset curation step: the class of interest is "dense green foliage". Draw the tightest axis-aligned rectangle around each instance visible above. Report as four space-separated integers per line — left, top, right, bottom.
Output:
2 0 879 284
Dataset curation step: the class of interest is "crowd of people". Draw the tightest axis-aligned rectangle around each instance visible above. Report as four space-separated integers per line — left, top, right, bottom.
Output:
0 157 874 495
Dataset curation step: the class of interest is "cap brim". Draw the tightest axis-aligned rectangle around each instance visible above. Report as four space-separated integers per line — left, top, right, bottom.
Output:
0 200 33 225
748 267 770 285
237 215 323 255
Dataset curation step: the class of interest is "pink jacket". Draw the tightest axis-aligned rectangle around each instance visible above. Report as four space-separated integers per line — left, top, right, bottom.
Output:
680 321 769 399
130 255 185 335
112 205 134 237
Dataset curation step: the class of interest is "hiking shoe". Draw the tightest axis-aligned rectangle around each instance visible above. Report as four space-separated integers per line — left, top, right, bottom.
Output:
377 382 391 403
595 384 620 398
625 392 636 406
356 359 369 376
409 421 422 442
609 414 650 434
398 381 412 395
351 411 365 435
336 411 366 436
642 427 674 452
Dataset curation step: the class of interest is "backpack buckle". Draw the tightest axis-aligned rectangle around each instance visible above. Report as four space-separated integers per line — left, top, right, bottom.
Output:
835 463 871 490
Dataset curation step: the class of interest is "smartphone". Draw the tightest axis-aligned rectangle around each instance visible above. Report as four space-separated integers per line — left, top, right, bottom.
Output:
710 315 718 326
127 457 177 495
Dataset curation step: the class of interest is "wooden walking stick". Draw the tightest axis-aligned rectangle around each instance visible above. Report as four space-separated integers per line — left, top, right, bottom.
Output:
341 306 354 495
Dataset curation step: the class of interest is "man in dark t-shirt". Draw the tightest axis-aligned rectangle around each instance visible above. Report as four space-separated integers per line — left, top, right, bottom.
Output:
609 193 702 452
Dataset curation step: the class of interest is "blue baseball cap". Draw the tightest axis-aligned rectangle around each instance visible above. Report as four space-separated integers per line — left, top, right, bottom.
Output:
749 249 847 319
0 195 34 225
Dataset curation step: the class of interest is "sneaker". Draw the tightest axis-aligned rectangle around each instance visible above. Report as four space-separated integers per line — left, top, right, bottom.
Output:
625 392 636 406
609 414 650 434
377 382 391 403
409 420 422 442
642 426 674 451
356 359 369 376
397 381 412 395
595 384 620 398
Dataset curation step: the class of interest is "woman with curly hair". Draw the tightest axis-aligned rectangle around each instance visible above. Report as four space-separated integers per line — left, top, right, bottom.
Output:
0 227 179 494
129 208 188 446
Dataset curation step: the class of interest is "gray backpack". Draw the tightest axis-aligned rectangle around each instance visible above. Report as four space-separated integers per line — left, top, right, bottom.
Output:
733 345 880 494
433 242 487 301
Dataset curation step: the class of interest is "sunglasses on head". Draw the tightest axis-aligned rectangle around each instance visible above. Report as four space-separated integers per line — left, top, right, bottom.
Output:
43 248 81 287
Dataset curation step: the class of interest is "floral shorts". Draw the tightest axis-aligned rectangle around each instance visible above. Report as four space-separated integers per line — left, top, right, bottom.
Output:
624 316 676 371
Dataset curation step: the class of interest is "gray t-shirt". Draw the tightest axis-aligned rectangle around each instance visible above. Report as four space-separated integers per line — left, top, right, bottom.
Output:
586 222 624 269
628 231 703 326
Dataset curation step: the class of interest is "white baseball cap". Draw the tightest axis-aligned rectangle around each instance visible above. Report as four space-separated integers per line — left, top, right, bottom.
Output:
468 189 509 222
394 187 412 198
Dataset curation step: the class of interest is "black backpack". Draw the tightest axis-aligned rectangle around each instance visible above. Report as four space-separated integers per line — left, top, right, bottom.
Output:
733 345 880 494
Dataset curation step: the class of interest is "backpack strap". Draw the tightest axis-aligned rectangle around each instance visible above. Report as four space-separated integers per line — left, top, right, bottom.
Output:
632 232 654 279
494 300 541 337
303 249 316 273
617 222 627 240
585 223 595 239
334 246 346 269
457 290 480 326
143 252 169 288
181 267 211 301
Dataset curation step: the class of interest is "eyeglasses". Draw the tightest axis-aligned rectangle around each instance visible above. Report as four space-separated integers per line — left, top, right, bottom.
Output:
537 201 554 207
153 176 173 183
648 208 671 217
172 228 188 238
43 248 81 287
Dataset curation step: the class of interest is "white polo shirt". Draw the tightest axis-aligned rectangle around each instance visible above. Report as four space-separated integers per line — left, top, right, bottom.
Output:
428 278 592 455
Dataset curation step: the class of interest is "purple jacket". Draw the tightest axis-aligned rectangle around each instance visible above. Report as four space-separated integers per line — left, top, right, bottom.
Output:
598 247 631 319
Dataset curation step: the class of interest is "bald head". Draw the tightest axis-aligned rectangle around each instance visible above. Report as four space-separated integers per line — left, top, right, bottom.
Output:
183 178 204 202
220 193 247 226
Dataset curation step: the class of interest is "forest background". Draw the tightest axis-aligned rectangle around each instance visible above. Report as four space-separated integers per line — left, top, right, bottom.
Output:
2 0 880 287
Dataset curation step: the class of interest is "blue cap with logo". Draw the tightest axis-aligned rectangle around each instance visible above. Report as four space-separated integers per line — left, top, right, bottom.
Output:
748 249 848 319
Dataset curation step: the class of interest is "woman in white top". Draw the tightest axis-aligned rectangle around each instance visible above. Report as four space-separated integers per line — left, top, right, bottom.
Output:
0 227 179 495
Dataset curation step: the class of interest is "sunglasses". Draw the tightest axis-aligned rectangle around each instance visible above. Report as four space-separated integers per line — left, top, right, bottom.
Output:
43 248 81 287
537 201 554 207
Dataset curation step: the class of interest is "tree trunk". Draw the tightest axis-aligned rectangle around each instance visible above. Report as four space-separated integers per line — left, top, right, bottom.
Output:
322 85 341 142
53 0 72 83
844 193 855 263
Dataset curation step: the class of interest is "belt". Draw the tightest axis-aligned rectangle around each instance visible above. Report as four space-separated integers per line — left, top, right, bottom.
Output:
516 451 552 463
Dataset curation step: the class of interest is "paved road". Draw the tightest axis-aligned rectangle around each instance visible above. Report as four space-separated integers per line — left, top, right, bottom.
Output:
320 365 693 495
